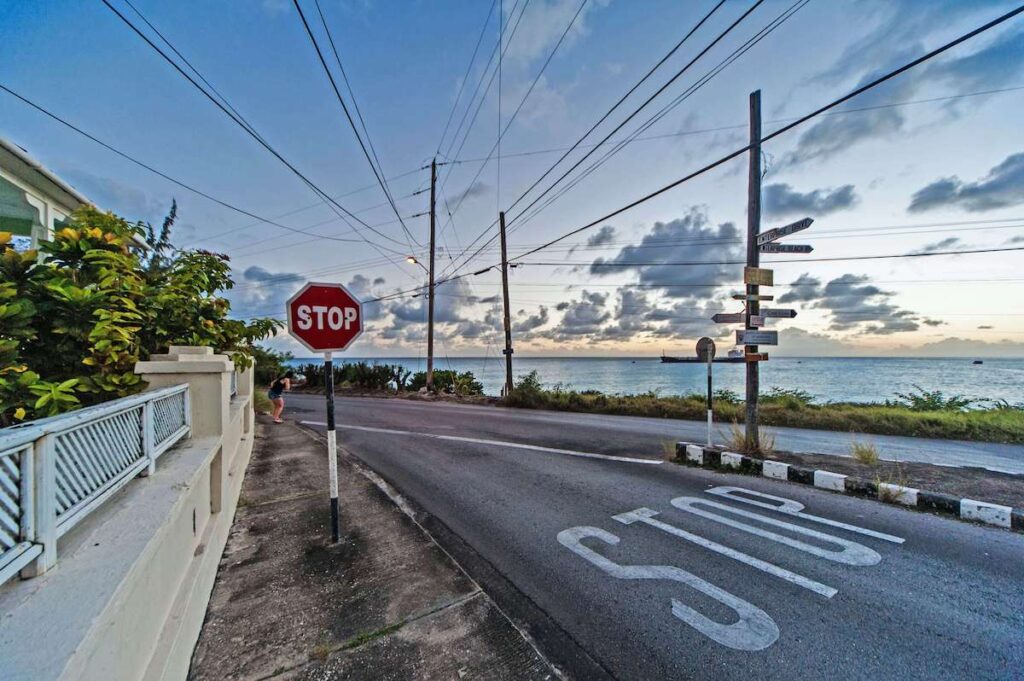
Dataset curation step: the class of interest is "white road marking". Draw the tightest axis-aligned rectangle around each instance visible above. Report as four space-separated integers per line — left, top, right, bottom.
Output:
670 497 882 566
705 486 905 544
612 508 837 598
557 526 779 651
299 421 663 465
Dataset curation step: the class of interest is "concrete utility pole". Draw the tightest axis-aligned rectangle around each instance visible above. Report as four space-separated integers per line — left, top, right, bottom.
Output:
427 157 437 392
745 90 762 451
498 211 514 396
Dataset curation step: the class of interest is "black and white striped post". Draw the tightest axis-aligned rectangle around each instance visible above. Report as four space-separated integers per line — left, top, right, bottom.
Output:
697 337 716 447
324 351 340 542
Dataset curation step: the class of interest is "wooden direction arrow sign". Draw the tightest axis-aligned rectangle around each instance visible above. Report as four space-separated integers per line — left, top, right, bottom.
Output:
761 308 797 318
744 266 774 286
756 217 813 246
760 243 813 254
712 312 744 324
736 329 778 346
732 293 774 301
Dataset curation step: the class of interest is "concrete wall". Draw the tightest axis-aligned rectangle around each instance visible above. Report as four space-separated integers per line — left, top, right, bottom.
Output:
0 347 255 681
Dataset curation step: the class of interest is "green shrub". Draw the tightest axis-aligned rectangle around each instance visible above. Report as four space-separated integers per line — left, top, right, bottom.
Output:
252 345 293 386
0 206 278 424
409 369 484 396
888 385 975 412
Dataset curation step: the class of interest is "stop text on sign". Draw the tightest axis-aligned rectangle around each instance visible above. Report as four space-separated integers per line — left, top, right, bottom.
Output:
286 281 364 353
295 305 358 331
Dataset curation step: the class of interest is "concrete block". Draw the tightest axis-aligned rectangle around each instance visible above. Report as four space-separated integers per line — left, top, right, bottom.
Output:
685 445 703 465
813 470 846 492
960 499 1012 528
762 460 789 480
720 452 743 469
878 483 919 506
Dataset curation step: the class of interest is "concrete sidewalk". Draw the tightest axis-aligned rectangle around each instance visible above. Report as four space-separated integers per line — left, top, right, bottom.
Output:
189 416 554 680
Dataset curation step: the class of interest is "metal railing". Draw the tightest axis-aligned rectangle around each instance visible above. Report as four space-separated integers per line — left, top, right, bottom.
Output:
0 385 190 585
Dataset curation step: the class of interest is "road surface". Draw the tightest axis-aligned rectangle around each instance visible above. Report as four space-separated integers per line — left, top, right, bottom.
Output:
286 394 1024 680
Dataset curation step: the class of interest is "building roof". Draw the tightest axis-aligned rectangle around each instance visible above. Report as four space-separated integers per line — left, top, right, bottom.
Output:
0 136 90 208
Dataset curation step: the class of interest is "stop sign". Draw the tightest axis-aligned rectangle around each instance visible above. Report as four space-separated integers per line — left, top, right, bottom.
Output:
286 282 363 353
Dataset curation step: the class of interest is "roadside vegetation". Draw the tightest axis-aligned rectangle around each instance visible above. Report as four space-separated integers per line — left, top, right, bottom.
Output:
1 204 278 424
288 361 484 396
505 372 1024 444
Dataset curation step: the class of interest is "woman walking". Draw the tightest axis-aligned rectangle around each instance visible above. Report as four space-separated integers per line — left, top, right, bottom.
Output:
268 370 300 423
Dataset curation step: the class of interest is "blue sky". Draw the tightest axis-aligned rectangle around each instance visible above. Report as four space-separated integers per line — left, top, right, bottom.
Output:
2 0 1023 357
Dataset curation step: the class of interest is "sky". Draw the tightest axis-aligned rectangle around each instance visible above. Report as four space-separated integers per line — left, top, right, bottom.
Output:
2 0 1023 358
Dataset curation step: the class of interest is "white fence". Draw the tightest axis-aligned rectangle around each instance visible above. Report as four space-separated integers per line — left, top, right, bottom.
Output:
0 385 190 584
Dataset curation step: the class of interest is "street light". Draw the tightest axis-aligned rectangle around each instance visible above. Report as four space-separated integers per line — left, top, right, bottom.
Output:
406 255 429 274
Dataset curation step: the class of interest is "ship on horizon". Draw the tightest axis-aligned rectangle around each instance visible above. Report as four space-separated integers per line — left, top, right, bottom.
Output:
660 347 746 363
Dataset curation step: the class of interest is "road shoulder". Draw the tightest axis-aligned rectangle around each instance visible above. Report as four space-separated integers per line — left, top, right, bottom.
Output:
188 416 554 680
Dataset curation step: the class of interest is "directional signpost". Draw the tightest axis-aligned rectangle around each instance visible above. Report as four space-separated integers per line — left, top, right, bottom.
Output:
760 243 813 254
756 217 813 246
736 329 778 345
287 282 363 543
760 308 798 319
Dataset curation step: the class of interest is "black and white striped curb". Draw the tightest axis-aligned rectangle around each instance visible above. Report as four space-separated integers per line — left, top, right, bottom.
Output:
677 442 1024 532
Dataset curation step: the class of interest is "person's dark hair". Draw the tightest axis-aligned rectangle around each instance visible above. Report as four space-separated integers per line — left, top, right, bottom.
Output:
284 370 295 379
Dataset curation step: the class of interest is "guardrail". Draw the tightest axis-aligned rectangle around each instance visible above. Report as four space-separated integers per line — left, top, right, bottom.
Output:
0 384 190 584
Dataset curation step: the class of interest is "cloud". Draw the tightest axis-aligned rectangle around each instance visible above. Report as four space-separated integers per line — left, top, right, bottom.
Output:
589 208 742 299
586 225 616 247
908 237 961 254
908 152 1024 213
503 0 604 64
763 183 859 220
451 181 490 205
788 19 1024 165
512 305 550 333
1006 235 1024 245
60 167 168 221
548 290 610 338
778 272 940 335
978 325 994 329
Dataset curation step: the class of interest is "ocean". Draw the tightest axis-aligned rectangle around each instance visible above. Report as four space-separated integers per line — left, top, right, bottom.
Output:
284 356 1024 405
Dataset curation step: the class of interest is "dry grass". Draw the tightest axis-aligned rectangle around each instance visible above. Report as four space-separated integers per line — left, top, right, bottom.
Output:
661 440 679 461
253 390 273 415
851 439 880 466
720 421 776 456
875 461 909 503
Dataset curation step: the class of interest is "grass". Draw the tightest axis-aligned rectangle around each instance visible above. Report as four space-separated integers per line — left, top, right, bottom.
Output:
504 384 1024 444
850 439 880 465
720 421 776 456
253 390 273 415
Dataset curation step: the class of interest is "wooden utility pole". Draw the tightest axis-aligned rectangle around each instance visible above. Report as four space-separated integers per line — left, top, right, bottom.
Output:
745 90 762 451
498 211 514 396
426 158 437 392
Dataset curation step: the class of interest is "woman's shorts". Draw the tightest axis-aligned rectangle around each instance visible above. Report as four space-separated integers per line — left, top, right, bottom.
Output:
268 391 283 401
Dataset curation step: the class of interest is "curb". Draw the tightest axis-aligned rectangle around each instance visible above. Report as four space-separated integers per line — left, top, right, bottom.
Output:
677 442 1024 532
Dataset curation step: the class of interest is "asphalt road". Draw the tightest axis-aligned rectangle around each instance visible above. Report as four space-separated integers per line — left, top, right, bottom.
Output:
286 394 1024 680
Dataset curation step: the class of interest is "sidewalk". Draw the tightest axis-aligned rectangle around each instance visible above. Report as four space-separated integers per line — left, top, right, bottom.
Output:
189 416 554 680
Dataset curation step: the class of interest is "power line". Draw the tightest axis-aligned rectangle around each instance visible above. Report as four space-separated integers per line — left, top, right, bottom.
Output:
99 0 411 262
510 0 809 235
440 0 589 232
294 0 420 248
523 245 1024 267
508 3 1024 264
0 82 367 245
436 0 499 155
440 0 733 278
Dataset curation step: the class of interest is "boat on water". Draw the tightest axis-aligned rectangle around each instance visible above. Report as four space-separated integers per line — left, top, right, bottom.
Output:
661 348 746 364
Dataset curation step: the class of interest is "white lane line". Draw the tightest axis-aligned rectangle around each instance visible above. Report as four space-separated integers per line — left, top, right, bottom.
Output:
671 497 882 566
612 508 837 598
558 526 779 651
299 421 663 465
705 486 905 544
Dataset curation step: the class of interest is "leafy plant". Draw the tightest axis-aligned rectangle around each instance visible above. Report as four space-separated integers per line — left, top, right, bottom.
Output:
0 205 280 424
889 385 975 412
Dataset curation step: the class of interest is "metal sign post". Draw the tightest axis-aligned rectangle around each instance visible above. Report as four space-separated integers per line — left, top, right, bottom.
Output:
697 337 716 447
324 351 339 542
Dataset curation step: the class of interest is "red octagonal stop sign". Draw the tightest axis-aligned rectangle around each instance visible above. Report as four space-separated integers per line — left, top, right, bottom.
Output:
286 282 364 353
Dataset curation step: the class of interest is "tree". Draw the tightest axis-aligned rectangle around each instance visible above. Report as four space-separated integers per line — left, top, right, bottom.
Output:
0 204 280 424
